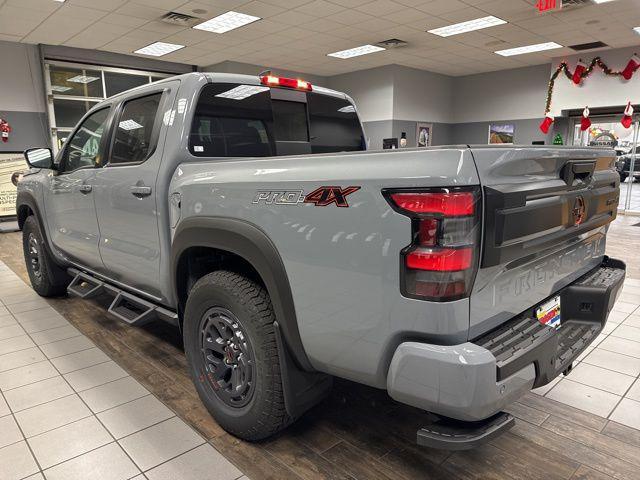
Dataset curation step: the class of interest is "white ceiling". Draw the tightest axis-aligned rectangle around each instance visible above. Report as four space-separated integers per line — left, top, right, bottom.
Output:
0 0 639 76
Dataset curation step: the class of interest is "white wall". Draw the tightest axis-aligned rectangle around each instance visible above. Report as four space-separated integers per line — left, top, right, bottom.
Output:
451 64 550 123
549 46 640 116
327 66 394 122
0 41 46 113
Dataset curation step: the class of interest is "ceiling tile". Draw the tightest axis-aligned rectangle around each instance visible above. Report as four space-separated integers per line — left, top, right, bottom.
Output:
295 0 344 16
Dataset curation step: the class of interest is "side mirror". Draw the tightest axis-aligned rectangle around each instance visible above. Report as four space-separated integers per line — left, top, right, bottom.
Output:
24 148 54 169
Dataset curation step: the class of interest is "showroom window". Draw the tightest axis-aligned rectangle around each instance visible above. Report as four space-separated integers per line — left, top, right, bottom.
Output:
44 61 172 153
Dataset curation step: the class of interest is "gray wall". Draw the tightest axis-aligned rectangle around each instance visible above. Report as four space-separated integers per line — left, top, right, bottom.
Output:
0 42 48 152
451 119 554 146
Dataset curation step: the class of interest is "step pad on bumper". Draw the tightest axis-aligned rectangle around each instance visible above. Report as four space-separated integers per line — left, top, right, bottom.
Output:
475 257 625 388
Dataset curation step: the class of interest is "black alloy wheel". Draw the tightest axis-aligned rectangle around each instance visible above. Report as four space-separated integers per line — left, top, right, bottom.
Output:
199 307 256 407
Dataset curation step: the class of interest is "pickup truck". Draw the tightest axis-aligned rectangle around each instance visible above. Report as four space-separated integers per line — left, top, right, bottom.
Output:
16 72 625 450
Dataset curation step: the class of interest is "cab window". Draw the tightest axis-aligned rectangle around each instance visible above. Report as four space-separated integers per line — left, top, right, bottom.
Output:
59 108 110 173
110 93 162 164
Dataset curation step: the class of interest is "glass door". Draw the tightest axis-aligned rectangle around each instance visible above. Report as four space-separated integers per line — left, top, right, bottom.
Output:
570 115 640 215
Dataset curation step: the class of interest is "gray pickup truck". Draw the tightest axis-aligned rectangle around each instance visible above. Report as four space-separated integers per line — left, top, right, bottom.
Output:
16 72 625 450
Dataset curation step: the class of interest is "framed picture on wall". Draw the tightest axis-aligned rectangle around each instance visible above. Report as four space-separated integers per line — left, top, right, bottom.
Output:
416 123 432 147
488 124 515 144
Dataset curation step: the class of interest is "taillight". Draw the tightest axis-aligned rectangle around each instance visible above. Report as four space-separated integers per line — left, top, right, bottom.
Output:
260 75 312 91
385 187 481 302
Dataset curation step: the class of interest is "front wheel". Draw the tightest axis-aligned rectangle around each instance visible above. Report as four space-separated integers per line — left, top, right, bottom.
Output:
183 270 290 441
22 216 68 297
620 173 628 183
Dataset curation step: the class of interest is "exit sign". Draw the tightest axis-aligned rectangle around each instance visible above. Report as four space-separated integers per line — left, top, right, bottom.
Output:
536 0 560 12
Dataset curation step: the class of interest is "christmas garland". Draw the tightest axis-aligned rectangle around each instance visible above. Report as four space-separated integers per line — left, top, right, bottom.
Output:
540 54 639 133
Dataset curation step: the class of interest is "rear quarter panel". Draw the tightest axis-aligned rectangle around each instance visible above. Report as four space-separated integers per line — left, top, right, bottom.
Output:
171 148 479 387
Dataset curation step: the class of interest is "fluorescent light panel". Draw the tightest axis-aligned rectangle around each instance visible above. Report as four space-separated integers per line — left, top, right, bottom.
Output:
634 27 640 35
495 42 563 56
592 0 616 3
67 75 100 84
193 11 260 33
327 44 385 59
135 42 184 57
428 16 507 37
51 85 72 92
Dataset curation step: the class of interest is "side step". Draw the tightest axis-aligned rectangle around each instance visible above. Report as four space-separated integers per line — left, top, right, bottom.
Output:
417 412 514 450
108 292 156 326
67 268 179 328
67 271 104 299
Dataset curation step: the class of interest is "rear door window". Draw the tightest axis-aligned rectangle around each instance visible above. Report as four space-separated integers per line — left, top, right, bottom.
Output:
190 83 274 157
110 93 162 164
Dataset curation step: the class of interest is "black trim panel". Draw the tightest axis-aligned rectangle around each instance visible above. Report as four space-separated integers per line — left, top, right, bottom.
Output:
171 216 313 372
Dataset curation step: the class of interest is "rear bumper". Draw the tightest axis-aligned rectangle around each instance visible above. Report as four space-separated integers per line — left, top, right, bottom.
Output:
386 256 625 422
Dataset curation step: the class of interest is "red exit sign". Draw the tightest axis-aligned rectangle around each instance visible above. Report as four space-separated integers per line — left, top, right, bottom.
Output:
536 0 560 12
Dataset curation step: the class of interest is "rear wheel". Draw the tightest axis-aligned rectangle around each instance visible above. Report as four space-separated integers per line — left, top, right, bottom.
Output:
183 270 289 441
22 216 68 297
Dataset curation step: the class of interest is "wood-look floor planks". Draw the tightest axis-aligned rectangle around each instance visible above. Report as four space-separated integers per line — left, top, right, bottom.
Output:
0 213 639 480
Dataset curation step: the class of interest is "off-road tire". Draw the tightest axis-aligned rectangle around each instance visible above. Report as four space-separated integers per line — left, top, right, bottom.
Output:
22 216 68 297
183 270 290 441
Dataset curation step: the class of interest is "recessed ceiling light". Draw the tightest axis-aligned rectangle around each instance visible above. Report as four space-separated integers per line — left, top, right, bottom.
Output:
592 0 616 3
495 42 563 56
327 44 385 59
428 16 507 37
634 27 640 35
53 0 65 2
215 85 269 100
193 11 260 33
67 75 100 84
134 42 185 57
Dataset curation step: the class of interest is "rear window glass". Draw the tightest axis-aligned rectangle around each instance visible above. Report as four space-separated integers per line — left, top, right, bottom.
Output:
272 100 308 142
189 83 365 157
307 94 365 154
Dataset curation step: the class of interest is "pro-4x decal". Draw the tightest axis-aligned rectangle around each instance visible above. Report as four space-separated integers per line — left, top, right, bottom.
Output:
252 186 360 207
303 186 360 207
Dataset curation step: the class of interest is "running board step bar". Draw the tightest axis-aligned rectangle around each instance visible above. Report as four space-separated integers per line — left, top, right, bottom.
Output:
67 271 104 299
417 411 514 450
67 268 179 327
108 291 156 326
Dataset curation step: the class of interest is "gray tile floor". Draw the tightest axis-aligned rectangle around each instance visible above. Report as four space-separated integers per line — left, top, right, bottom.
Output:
0 262 247 480
533 277 640 429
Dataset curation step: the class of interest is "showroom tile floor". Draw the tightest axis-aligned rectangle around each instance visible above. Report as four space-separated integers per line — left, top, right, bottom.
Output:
0 263 247 480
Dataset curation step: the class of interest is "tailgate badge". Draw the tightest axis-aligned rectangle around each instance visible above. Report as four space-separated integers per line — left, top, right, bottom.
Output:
572 196 586 226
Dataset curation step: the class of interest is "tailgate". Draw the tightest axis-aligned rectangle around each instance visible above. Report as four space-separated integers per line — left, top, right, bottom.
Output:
469 146 619 338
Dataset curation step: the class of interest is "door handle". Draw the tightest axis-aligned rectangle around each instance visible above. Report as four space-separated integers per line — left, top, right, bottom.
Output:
79 184 92 194
130 185 152 198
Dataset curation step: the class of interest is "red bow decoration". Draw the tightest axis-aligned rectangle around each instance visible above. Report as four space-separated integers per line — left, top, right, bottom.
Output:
580 107 591 131
622 54 640 81
540 114 554 134
572 60 587 85
621 102 634 129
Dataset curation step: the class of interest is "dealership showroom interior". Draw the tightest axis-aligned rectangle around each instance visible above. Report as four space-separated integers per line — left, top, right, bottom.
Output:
4 0 640 479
